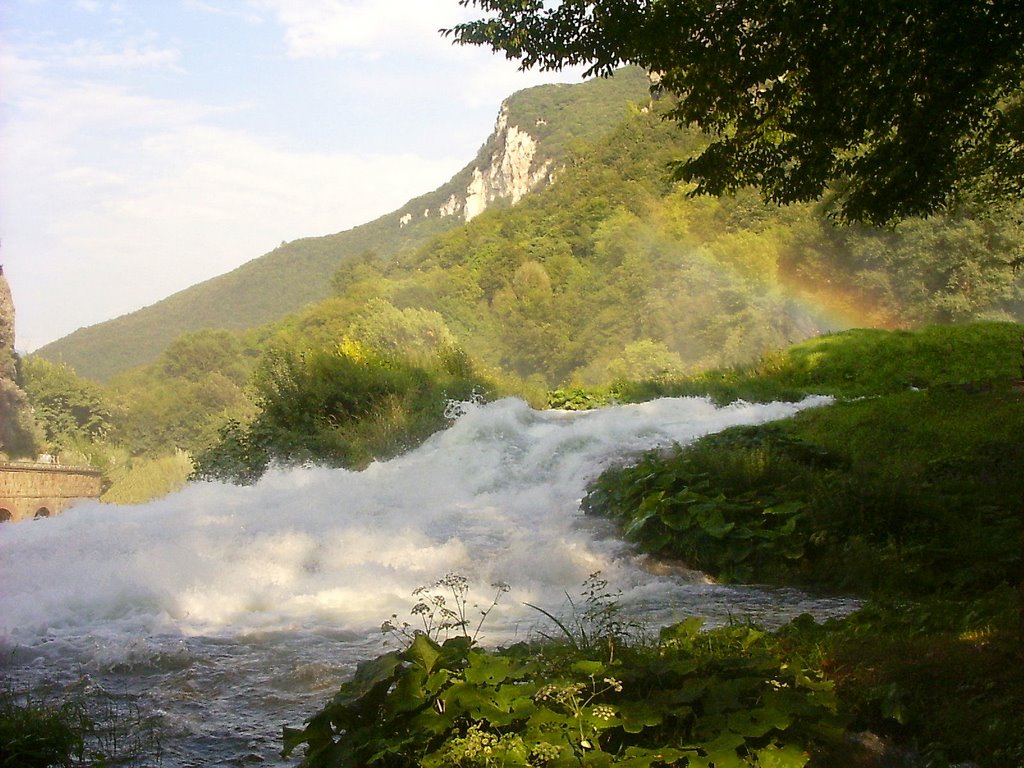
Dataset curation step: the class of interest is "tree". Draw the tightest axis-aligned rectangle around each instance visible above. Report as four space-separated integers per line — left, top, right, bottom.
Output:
448 0 1024 224
159 329 250 384
347 299 458 363
20 357 111 450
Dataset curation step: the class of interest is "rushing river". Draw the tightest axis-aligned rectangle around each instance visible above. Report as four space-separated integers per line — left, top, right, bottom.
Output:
0 396 859 766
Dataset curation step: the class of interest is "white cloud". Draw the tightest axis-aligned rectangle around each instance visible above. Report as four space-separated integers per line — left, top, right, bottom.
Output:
251 0 472 59
0 54 226 189
247 0 588 111
42 122 455 298
0 47 459 350
60 37 182 70
184 0 265 25
100 122 456 239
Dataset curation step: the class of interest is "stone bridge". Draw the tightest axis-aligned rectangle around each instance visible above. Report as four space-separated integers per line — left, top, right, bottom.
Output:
0 462 102 523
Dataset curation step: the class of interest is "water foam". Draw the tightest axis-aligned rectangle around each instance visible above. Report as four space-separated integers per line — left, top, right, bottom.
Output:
1 396 862 765
1 396 841 646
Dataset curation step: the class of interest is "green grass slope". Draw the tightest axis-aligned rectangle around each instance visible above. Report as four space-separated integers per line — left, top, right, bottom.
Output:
615 321 1024 403
37 69 652 382
584 323 1024 765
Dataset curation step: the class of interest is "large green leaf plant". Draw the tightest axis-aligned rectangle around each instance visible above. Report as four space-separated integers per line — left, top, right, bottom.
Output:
283 575 843 767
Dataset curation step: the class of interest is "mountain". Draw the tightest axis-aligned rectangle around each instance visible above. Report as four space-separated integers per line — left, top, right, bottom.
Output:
36 69 653 382
22 67 1024 478
228 101 1024 393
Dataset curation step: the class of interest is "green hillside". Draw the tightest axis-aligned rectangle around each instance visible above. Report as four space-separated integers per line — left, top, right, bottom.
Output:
22 69 1024 494
36 68 652 382
256 103 1024 390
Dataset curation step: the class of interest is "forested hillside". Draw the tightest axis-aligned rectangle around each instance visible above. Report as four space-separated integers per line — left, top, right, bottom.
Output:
35 69 652 382
20 69 1024 495
259 101 1024 388
34 65 1024 388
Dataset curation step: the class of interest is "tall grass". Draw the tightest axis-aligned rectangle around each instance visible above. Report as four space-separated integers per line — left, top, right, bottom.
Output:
101 450 193 504
612 321 1024 404
1 681 162 767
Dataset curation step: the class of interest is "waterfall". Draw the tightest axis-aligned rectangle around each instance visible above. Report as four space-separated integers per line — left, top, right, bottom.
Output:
0 396 855 766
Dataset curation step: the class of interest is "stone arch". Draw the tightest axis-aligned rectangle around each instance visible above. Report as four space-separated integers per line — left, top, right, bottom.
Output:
0 508 11 522
0 463 102 523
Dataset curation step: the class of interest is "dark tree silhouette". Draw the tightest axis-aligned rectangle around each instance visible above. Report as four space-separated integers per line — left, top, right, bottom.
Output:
448 0 1024 224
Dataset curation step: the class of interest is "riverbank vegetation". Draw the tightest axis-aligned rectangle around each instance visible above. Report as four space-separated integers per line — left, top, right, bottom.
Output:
586 322 1024 597
191 336 494 484
0 681 161 767
285 576 845 768
581 322 1024 765
285 323 1023 767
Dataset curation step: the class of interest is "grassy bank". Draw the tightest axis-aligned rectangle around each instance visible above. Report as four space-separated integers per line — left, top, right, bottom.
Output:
580 322 1024 765
0 682 162 767
585 385 1023 597
285 323 1022 768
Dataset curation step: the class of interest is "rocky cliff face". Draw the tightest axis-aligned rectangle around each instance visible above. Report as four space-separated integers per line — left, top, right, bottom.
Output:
403 104 555 227
0 268 16 381
0 267 43 458
464 108 554 221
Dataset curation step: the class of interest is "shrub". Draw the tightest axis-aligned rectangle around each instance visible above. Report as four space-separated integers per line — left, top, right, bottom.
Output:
193 342 491 483
0 683 162 767
284 578 842 768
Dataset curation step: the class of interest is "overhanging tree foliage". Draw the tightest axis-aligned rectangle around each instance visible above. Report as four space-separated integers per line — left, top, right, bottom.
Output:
448 0 1024 224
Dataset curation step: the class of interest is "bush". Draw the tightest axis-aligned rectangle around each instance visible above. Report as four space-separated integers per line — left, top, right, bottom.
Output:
583 426 833 584
284 577 842 768
0 683 162 767
0 696 83 768
193 342 492 483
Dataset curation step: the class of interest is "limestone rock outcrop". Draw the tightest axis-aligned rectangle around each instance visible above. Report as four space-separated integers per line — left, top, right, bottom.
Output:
0 267 43 458
462 108 554 221
412 103 556 226
0 267 16 382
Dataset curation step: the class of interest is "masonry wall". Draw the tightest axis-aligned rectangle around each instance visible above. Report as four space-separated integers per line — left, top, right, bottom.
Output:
0 462 102 522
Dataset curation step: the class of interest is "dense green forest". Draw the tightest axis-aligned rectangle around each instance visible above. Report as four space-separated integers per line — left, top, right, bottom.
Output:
17 72 1024 494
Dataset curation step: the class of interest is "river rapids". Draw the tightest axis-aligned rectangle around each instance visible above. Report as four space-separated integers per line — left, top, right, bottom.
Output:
0 396 859 766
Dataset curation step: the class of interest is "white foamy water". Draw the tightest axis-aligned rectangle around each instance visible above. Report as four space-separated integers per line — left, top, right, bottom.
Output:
0 396 856 766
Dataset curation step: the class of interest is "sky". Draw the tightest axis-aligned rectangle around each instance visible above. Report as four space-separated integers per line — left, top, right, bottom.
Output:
0 0 586 352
